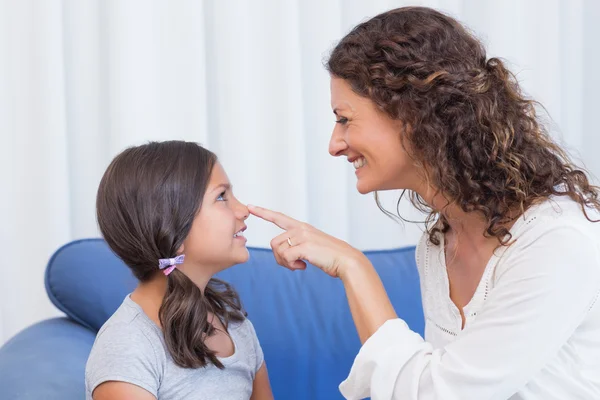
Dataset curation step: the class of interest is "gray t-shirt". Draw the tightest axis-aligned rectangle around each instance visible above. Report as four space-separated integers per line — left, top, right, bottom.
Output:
85 295 263 400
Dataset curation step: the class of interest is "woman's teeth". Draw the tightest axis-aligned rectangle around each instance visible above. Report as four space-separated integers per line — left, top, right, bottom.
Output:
233 231 244 238
353 157 366 169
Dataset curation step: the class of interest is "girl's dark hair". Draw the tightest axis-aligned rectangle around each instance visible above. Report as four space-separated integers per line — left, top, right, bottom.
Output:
96 140 245 369
327 6 600 244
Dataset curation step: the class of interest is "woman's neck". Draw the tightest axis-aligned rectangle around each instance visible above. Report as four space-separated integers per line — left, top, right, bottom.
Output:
415 184 519 262
416 184 486 237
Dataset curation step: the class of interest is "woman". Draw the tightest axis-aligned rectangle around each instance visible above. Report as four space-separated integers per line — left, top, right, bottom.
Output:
249 6 600 400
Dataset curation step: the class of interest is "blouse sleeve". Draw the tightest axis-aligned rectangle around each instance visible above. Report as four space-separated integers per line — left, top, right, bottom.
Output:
339 219 600 400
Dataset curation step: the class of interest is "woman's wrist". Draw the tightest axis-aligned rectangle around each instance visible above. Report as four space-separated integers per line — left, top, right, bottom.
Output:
339 250 398 342
339 250 372 281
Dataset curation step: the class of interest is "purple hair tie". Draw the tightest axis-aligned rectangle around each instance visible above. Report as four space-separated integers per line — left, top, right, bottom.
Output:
158 254 185 276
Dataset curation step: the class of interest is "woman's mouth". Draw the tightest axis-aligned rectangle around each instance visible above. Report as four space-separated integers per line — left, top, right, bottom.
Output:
353 157 366 170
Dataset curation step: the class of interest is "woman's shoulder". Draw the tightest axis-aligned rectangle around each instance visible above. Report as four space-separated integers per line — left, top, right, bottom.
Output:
497 195 600 283
415 228 433 271
513 195 600 240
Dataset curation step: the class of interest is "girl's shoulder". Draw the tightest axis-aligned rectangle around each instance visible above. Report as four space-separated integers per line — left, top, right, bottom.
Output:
89 295 164 363
228 317 258 341
96 295 161 339
85 296 165 397
227 317 264 375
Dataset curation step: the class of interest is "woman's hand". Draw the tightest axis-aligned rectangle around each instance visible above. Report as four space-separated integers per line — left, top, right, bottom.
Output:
249 205 398 344
248 205 367 279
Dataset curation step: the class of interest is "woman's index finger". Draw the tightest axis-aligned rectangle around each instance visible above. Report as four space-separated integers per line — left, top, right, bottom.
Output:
247 205 299 230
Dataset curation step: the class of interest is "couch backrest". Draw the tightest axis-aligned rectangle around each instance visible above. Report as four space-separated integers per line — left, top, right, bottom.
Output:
45 239 424 400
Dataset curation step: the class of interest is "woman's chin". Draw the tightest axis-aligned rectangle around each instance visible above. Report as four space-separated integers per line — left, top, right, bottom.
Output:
356 177 376 194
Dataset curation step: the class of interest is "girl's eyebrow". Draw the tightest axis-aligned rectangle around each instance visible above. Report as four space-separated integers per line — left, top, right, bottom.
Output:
211 183 231 193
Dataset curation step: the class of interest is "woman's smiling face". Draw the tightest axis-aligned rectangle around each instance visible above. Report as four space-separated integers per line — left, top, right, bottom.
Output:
328 77 421 194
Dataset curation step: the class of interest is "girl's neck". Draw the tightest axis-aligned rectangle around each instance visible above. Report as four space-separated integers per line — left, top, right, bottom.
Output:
130 276 168 326
130 269 213 326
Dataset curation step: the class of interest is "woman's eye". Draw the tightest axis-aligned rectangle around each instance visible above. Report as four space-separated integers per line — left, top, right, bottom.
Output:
335 117 349 125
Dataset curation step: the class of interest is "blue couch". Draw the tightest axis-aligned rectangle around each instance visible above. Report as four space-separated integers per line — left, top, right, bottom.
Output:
0 239 424 399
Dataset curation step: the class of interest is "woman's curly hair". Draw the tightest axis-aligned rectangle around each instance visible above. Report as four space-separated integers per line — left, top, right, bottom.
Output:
327 6 600 245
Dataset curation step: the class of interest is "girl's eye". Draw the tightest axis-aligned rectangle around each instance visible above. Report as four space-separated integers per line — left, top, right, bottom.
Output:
217 191 227 201
335 117 348 125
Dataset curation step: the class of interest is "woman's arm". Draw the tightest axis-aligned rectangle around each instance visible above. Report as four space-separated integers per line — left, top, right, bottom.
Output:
93 382 157 400
341 257 398 344
248 205 397 343
250 363 274 400
341 220 600 399
250 205 600 400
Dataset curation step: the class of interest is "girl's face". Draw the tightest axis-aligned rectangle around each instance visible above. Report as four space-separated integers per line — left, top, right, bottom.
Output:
181 162 249 275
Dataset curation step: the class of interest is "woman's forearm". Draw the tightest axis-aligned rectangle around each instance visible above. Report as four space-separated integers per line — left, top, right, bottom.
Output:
341 256 398 344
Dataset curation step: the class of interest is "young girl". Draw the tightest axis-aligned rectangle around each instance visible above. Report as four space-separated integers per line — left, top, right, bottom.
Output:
86 141 273 400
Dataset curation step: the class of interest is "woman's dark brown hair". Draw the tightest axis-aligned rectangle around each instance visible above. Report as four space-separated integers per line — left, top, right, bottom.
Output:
96 140 245 369
327 6 600 244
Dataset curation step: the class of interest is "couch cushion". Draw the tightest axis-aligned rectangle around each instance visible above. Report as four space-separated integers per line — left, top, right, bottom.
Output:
218 247 424 399
45 239 138 331
0 318 96 400
45 238 424 399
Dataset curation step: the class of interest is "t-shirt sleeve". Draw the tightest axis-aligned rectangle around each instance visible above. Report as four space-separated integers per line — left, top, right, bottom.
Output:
244 318 265 373
85 322 162 398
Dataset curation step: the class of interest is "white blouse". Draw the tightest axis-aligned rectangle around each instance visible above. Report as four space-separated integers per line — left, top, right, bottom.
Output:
339 195 600 399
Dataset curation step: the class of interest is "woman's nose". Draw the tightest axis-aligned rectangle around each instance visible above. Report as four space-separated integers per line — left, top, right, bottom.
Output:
329 127 348 157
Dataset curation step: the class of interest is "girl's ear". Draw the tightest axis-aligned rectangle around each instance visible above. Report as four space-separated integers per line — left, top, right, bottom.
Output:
177 243 185 255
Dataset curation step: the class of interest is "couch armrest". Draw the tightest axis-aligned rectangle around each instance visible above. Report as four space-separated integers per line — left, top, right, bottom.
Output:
0 317 96 400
